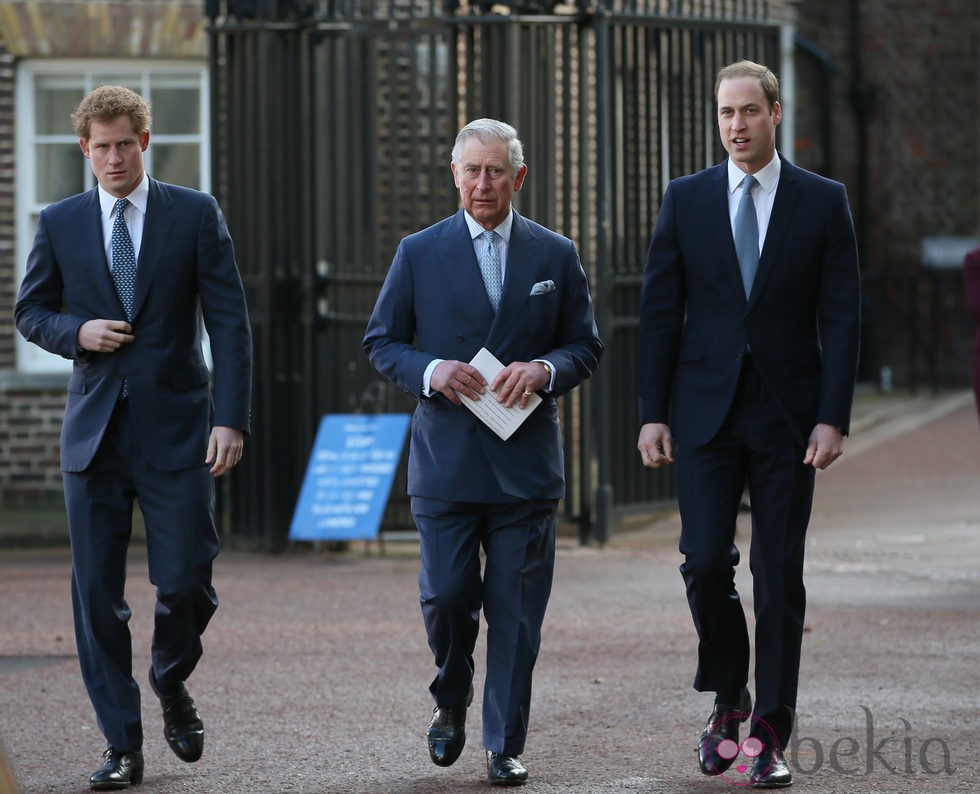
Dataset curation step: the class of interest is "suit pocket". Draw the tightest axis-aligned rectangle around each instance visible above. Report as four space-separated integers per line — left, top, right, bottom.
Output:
170 365 210 392
67 370 88 394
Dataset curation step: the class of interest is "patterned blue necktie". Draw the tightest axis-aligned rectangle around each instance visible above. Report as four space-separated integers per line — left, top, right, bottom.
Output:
734 175 759 298
111 198 136 397
479 230 502 311
111 198 137 320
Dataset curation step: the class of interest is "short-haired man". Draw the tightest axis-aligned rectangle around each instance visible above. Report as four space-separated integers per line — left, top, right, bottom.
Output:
637 61 861 787
364 118 602 785
16 85 252 789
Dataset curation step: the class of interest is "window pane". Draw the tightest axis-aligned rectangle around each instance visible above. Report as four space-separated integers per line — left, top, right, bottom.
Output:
91 74 141 92
35 77 83 135
152 87 201 135
36 143 85 203
152 143 200 190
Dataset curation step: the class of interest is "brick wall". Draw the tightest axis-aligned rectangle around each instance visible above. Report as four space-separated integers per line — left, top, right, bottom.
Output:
0 387 66 506
0 40 13 377
794 0 980 389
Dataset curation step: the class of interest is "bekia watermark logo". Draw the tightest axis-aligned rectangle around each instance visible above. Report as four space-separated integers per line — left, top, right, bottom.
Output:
713 706 955 787
709 712 780 787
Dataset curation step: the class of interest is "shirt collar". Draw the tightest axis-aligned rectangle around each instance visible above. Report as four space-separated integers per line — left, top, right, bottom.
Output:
727 153 780 195
98 174 150 219
463 208 514 243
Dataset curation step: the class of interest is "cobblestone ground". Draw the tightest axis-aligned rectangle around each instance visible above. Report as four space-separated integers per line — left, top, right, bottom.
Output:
1 393 978 793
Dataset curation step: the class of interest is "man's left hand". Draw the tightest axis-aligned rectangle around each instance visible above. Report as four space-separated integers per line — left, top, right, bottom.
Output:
492 361 550 408
207 426 244 476
804 423 844 470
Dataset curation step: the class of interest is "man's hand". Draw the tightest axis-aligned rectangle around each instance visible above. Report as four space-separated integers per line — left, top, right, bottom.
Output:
804 423 844 470
430 360 488 406
638 422 674 468
77 319 134 352
207 426 244 477
491 361 550 408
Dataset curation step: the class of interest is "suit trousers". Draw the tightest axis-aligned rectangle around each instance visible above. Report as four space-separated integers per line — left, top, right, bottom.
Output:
411 496 557 757
675 355 815 748
63 399 220 752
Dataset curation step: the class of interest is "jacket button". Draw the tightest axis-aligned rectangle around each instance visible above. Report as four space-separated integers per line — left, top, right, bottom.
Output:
456 335 464 343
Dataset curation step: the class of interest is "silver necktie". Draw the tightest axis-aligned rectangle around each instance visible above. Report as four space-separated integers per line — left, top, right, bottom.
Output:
479 230 502 311
734 175 759 298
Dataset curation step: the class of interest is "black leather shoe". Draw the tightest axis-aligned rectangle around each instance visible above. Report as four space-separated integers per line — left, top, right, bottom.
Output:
750 745 793 788
149 668 204 763
698 688 752 775
426 686 473 767
486 751 528 786
89 747 144 790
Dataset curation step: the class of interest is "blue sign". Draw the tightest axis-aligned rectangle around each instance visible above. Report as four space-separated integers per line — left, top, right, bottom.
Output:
289 414 410 542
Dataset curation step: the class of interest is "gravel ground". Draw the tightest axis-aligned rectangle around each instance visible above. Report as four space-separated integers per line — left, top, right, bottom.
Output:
1 391 978 793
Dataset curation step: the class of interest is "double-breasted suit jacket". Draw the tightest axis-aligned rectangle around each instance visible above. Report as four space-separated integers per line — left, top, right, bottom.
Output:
364 208 603 502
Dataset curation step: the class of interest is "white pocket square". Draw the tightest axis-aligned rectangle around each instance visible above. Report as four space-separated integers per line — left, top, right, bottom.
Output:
530 280 555 295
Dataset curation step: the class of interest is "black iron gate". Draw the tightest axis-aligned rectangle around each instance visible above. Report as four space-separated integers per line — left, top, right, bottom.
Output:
205 0 780 549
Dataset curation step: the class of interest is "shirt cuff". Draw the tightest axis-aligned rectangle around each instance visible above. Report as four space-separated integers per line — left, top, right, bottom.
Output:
533 359 556 392
422 358 444 397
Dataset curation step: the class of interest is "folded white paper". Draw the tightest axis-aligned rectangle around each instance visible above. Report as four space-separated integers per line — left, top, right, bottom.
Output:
456 347 541 441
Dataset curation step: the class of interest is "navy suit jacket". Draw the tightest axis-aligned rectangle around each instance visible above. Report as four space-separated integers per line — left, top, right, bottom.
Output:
363 209 602 502
638 158 861 447
15 178 252 472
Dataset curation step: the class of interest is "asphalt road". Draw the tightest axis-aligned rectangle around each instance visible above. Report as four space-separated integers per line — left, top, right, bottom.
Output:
1 392 978 793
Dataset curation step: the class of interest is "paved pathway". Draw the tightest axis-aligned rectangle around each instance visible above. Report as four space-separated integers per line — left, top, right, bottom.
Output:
1 392 978 793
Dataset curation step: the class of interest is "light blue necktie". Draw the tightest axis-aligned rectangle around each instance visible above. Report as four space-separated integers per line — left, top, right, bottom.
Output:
479 230 502 311
734 175 759 298
111 198 137 397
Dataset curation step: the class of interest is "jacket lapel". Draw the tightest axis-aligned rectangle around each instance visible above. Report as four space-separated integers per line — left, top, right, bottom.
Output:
131 178 176 320
487 211 539 345
703 164 746 304
75 189 122 314
436 210 495 328
747 157 800 310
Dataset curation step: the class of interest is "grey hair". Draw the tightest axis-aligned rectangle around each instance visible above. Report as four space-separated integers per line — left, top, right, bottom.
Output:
451 118 525 173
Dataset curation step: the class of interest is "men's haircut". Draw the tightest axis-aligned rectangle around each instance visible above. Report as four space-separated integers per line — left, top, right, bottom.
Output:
715 60 780 109
451 118 525 174
71 85 152 140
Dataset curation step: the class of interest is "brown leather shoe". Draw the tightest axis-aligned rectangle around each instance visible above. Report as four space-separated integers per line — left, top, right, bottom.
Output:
426 686 473 767
149 668 204 763
486 751 528 786
749 745 793 788
89 747 144 790
698 688 752 775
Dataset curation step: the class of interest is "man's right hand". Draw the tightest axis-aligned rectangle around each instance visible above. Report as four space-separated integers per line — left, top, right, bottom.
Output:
77 319 134 353
637 422 674 468
430 360 488 406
